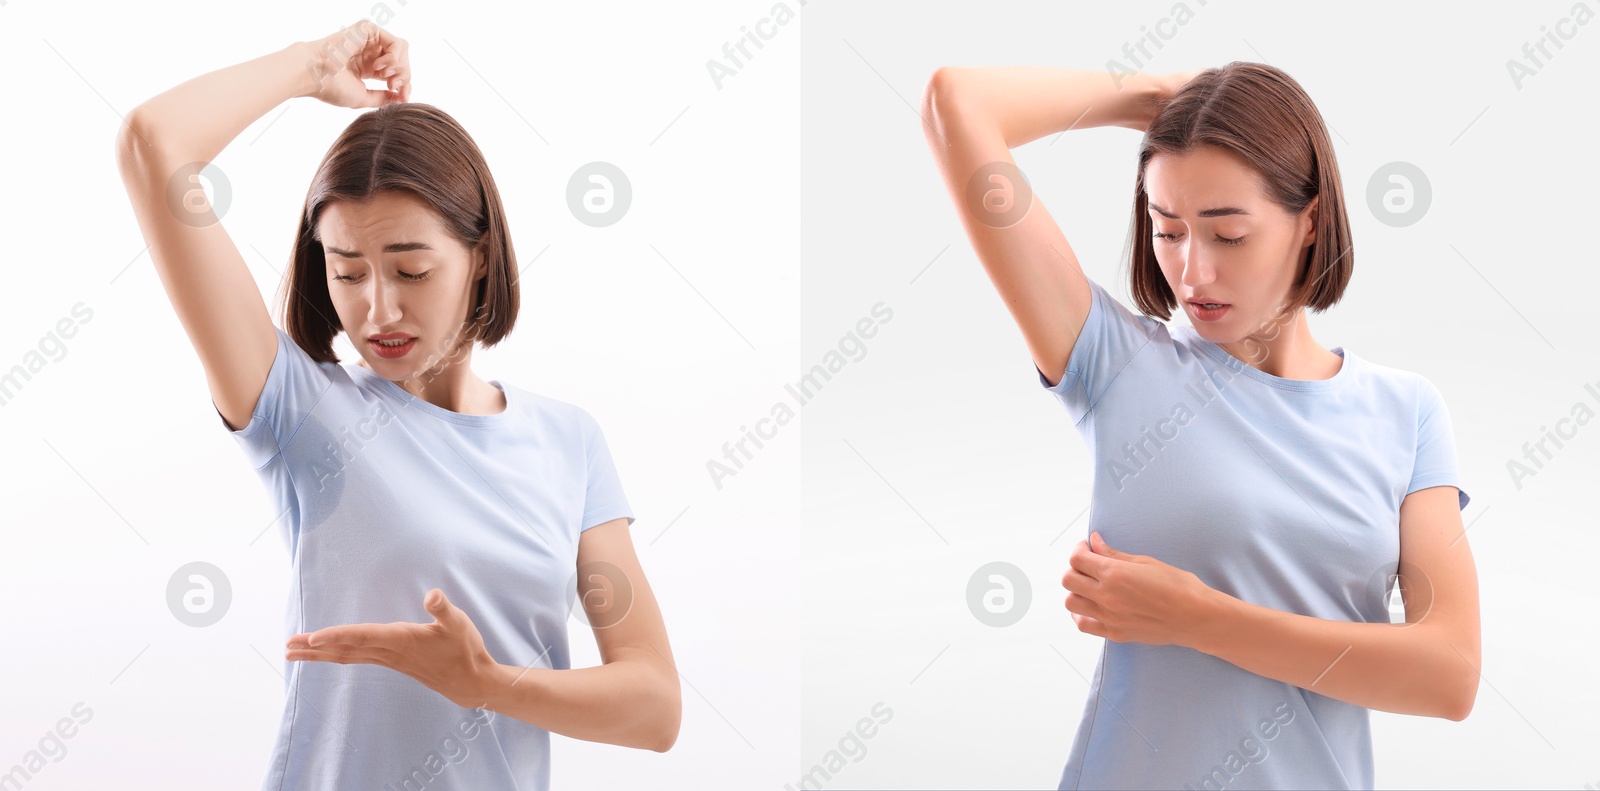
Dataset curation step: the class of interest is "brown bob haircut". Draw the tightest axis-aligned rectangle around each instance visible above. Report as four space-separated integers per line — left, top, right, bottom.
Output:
1127 61 1352 321
278 102 519 364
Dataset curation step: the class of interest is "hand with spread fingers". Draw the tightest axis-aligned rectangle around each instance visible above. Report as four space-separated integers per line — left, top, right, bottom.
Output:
286 588 500 710
1062 531 1219 648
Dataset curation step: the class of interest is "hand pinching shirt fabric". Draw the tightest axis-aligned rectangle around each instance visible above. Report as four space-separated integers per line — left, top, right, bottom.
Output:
1038 278 1468 790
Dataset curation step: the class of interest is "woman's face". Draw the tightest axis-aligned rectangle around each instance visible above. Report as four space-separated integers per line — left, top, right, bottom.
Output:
1143 146 1318 344
316 190 487 378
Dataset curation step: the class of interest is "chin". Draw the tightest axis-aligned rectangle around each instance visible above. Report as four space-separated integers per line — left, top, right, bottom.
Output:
1185 317 1242 345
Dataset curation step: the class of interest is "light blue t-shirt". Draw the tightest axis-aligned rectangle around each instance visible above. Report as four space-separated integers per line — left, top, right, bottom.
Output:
1039 278 1469 791
220 326 635 791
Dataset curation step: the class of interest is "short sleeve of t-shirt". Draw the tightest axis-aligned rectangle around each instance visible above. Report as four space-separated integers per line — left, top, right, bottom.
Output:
1408 377 1470 510
217 325 335 469
1035 277 1161 426
579 411 635 531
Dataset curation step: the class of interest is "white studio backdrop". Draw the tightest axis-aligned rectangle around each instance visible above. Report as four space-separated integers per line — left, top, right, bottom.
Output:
0 1 798 789
5 1 1599 790
802 1 1597 790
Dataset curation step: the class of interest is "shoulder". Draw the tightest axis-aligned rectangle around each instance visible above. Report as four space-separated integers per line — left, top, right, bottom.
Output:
1075 275 1177 359
274 325 357 384
503 384 605 436
1343 351 1430 395
1346 353 1451 420
1087 276 1165 332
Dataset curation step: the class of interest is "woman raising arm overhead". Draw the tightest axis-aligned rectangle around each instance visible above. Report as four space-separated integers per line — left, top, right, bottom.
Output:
115 19 679 790
921 63 1478 790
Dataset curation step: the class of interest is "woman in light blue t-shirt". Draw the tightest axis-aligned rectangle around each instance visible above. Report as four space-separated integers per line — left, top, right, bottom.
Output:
116 19 680 790
922 62 1479 789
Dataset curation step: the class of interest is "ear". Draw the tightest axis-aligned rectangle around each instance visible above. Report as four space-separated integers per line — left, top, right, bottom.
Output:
474 244 488 280
1301 194 1319 248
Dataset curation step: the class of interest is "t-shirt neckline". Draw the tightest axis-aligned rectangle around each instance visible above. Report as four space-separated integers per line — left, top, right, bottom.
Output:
1181 326 1353 393
352 365 515 426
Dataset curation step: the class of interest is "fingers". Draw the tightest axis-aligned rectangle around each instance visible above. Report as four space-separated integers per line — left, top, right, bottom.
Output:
1063 590 1105 620
292 622 403 648
1089 531 1125 559
366 19 405 56
331 18 409 104
1061 566 1098 594
285 644 399 665
1067 539 1106 580
367 29 410 103
1070 611 1107 639
285 628 401 659
426 588 465 623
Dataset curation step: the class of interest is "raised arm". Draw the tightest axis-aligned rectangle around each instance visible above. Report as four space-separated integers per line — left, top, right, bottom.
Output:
113 21 409 431
919 67 1179 387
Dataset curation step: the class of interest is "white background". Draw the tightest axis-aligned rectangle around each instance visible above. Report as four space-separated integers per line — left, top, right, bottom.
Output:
4 1 1598 790
802 1 1597 789
0 1 798 789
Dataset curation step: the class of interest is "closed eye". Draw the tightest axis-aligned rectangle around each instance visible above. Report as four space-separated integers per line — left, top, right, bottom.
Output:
332 271 432 282
1152 232 1245 246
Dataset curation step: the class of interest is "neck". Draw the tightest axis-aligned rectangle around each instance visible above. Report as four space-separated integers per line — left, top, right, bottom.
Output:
1215 308 1340 380
360 334 505 415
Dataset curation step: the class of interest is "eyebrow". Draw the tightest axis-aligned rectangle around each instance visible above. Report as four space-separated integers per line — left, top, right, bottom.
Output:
1147 202 1252 220
324 241 435 258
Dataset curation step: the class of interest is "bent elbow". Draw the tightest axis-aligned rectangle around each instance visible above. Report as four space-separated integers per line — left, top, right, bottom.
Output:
921 67 953 115
921 67 968 146
647 678 682 752
115 110 159 173
115 109 180 188
649 725 679 753
1445 676 1479 722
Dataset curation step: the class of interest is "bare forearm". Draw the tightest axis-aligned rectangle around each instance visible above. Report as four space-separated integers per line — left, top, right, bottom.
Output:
1190 589 1478 721
119 41 317 166
479 647 681 751
924 66 1165 149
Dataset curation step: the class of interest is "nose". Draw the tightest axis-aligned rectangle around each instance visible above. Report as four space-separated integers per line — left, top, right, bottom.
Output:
366 275 402 328
1180 239 1214 290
